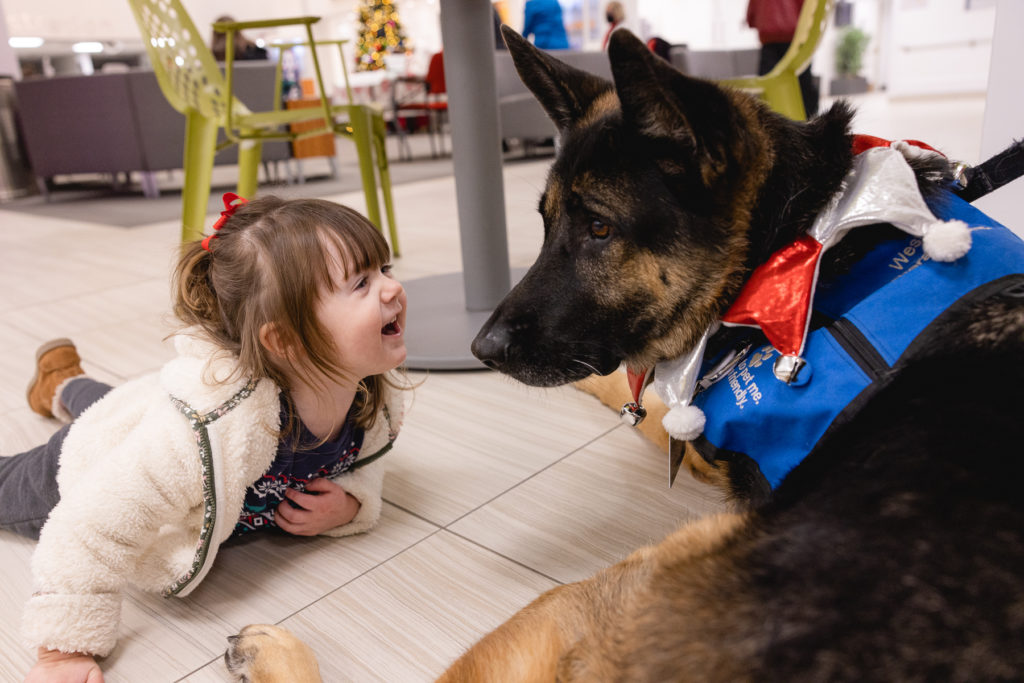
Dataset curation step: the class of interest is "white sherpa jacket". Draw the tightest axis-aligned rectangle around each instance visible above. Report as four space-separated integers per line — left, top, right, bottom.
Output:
22 331 403 657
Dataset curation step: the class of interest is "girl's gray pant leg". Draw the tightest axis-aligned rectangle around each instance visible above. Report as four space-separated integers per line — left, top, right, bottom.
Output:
61 376 112 418
0 377 111 539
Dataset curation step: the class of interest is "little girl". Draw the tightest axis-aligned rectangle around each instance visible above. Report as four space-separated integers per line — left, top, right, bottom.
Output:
3 195 408 682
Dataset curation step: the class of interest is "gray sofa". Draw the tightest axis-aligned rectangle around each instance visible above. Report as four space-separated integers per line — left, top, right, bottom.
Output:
669 46 760 80
495 49 612 145
14 62 289 198
493 46 758 147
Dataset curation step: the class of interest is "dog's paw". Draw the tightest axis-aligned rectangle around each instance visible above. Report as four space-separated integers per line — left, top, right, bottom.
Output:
225 624 323 683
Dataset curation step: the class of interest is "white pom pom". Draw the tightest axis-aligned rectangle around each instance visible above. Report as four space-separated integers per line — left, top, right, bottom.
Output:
923 219 971 262
892 140 942 161
662 404 706 441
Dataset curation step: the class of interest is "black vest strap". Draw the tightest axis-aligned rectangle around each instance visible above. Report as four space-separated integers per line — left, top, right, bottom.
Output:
956 140 1024 203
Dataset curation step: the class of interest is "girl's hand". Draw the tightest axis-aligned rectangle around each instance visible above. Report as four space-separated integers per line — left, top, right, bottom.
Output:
25 648 103 683
275 478 361 536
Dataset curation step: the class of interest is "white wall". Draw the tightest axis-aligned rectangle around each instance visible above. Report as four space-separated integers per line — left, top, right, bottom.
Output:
636 0 758 49
973 0 1023 237
1 0 1002 98
883 0 995 96
5 0 141 40
0 1 20 77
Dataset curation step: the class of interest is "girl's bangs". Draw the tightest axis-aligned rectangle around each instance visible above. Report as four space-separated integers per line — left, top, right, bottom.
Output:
319 219 391 284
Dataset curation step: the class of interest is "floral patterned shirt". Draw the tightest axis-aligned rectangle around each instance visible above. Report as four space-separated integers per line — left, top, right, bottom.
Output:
233 399 364 535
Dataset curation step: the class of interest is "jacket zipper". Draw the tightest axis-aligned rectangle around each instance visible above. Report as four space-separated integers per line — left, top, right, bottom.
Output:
828 317 890 381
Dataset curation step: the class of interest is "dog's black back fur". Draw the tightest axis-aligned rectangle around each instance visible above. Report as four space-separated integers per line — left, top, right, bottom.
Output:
754 313 1024 678
472 26 1024 680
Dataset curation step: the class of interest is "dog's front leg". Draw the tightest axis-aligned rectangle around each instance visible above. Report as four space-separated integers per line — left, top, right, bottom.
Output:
437 582 588 682
438 550 654 683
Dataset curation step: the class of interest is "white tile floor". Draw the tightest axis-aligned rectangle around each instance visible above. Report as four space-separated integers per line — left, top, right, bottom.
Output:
0 91 997 681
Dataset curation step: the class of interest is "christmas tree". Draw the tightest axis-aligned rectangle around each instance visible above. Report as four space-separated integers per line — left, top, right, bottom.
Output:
356 0 408 71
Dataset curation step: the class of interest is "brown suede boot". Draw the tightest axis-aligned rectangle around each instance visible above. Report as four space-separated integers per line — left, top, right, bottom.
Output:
26 338 85 419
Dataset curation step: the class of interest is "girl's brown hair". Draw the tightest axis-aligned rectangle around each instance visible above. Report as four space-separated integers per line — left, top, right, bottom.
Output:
173 196 398 436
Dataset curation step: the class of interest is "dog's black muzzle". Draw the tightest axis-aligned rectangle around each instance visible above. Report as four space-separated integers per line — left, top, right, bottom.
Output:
471 324 511 370
472 309 620 386
472 254 622 384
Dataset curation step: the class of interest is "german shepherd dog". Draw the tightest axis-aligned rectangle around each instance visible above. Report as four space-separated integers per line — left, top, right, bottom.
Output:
453 27 1024 681
228 28 1024 682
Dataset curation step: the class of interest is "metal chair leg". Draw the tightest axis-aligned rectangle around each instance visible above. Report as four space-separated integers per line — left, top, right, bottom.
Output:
236 134 263 200
371 110 400 257
349 105 382 231
394 115 412 162
181 111 219 242
139 171 160 198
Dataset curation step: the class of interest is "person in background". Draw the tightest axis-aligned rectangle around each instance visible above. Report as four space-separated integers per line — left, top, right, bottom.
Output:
602 1 626 50
210 14 269 61
522 0 570 50
493 4 508 50
746 0 819 117
647 36 673 62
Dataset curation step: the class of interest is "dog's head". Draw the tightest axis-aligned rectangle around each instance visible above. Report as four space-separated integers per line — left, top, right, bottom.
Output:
472 28 852 386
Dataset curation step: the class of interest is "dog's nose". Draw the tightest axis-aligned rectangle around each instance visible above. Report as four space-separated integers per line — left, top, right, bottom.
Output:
472 326 511 369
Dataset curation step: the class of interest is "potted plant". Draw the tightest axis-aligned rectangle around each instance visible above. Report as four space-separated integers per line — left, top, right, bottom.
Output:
830 26 869 95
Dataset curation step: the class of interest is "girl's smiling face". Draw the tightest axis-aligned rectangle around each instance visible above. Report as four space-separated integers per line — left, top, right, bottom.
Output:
316 242 407 384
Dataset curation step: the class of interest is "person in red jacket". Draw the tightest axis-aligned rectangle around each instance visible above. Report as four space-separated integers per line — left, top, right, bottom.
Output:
746 0 819 117
602 2 626 50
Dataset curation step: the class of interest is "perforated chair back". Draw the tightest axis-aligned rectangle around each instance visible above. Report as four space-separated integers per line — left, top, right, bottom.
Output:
722 0 834 120
123 0 398 253
127 0 237 119
768 0 833 81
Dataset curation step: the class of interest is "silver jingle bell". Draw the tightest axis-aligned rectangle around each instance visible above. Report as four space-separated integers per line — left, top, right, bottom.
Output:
619 401 647 426
773 354 811 385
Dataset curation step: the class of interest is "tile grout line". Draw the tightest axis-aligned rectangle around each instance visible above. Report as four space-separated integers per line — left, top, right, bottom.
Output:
441 423 623 531
172 424 622 681
269 421 620 619
173 527 448 682
444 528 566 587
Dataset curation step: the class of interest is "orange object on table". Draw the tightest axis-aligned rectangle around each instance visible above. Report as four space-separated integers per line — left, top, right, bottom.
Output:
286 98 336 159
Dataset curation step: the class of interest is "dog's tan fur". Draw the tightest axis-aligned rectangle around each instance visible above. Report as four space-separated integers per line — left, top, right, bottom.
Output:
438 511 751 683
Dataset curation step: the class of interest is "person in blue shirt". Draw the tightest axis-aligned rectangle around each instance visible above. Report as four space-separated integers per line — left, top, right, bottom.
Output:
523 0 570 50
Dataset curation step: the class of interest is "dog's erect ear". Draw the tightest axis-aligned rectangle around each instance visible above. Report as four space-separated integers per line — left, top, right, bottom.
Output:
608 30 735 152
502 25 613 131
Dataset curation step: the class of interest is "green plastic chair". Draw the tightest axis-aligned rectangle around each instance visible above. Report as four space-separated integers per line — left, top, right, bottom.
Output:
721 0 835 121
270 39 355 103
267 38 399 256
126 0 398 256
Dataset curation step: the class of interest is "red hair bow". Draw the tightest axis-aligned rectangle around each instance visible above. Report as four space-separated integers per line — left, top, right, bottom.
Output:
201 193 248 251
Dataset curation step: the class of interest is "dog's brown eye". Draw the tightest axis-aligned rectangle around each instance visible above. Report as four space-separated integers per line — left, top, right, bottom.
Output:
590 220 611 239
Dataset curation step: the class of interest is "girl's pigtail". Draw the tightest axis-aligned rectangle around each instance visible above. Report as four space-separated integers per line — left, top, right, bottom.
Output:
173 240 222 332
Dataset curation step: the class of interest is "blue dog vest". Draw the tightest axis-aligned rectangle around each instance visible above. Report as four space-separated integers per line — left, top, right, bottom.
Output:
691 192 1024 487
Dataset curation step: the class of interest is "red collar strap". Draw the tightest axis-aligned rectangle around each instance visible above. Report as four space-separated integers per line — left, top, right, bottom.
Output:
620 366 653 425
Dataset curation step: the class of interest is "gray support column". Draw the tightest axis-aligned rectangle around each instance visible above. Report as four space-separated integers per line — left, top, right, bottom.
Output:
399 0 516 370
438 0 511 311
